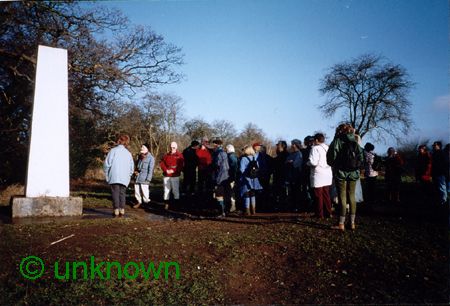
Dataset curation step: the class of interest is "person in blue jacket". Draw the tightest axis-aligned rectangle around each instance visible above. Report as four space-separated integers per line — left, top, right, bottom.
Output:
104 134 135 217
226 144 238 212
286 139 303 211
133 143 155 209
239 144 263 215
211 139 229 217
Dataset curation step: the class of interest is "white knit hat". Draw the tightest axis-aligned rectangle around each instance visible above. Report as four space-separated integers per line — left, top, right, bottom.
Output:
226 144 235 153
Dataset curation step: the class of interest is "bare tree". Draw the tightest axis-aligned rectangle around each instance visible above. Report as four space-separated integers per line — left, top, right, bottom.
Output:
233 123 270 153
141 93 184 159
183 118 214 141
211 119 237 143
0 1 184 182
319 54 414 141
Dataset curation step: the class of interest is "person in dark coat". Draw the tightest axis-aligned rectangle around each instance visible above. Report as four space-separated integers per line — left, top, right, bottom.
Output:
445 144 450 203
286 139 303 211
273 140 289 209
415 144 432 199
253 142 273 211
432 141 447 205
182 140 200 196
211 139 229 216
327 124 364 231
384 147 404 204
226 144 238 212
301 135 315 209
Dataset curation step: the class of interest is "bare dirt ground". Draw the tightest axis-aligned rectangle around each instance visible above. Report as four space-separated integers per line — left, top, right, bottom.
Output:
0 179 448 304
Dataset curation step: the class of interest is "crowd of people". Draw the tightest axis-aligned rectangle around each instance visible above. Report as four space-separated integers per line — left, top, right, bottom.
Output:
103 124 449 231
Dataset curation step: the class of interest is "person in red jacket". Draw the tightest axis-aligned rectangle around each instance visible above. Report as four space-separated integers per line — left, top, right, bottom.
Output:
416 145 432 198
385 147 404 204
160 142 184 210
196 137 213 195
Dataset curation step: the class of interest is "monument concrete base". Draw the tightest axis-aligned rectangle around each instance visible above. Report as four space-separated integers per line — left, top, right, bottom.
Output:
12 196 83 218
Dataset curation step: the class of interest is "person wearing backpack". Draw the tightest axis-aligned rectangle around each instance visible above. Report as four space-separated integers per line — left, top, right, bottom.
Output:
363 142 379 205
239 144 263 215
327 124 364 231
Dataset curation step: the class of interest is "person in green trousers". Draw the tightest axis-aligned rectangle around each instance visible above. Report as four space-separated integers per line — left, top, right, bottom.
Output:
326 123 364 231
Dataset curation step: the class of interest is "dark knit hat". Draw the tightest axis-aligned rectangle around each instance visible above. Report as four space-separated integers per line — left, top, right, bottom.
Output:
291 139 302 150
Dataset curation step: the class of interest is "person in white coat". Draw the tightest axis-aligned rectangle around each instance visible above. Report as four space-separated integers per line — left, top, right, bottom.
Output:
307 133 333 218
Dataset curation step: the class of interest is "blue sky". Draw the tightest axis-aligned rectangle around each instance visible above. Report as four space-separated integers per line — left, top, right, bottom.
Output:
100 0 448 154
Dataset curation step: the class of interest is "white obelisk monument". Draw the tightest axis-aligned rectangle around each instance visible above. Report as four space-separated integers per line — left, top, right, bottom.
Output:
12 45 82 217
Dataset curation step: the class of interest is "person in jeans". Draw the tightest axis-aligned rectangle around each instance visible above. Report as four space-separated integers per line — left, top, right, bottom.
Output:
327 124 364 231
103 134 135 217
431 141 448 205
160 142 184 210
239 145 263 215
133 143 155 209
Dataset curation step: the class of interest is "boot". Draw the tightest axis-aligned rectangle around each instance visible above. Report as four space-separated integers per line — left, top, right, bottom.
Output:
133 202 141 209
350 223 356 231
250 203 256 215
244 207 251 216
